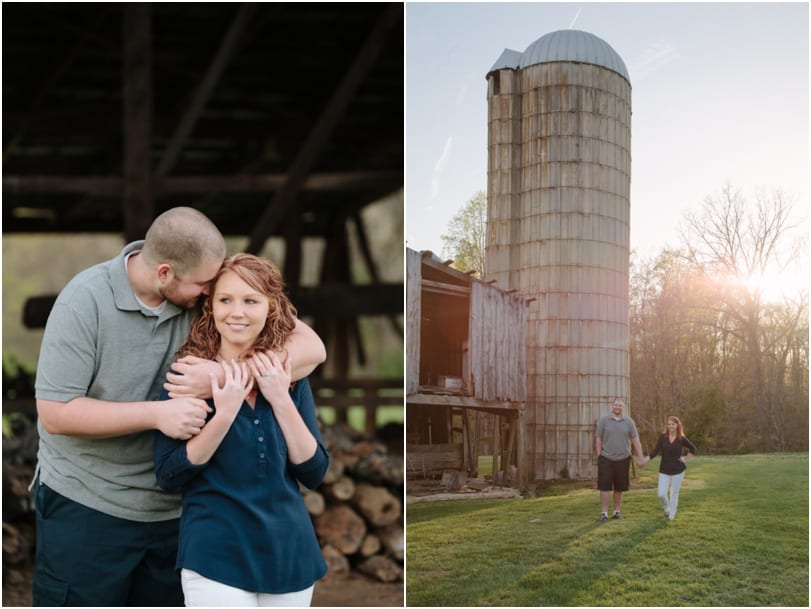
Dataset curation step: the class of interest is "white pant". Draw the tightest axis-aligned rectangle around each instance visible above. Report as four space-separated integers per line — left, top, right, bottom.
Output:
657 471 686 519
181 569 314 607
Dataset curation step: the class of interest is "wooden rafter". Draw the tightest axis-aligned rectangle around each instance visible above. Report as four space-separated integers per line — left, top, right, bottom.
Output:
245 4 402 254
153 3 259 183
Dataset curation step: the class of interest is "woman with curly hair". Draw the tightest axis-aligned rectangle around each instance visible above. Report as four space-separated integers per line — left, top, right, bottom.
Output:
154 253 328 606
641 416 697 520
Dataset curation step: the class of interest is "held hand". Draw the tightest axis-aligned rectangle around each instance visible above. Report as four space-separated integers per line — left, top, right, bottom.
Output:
165 356 221 399
248 351 292 404
210 360 252 420
157 397 212 440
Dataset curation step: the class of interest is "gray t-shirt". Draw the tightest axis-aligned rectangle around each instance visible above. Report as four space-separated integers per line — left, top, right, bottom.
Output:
35 241 192 521
595 414 639 461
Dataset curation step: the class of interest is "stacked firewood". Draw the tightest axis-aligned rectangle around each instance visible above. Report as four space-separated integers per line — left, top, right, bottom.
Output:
1 417 404 593
308 422 404 583
2 415 38 602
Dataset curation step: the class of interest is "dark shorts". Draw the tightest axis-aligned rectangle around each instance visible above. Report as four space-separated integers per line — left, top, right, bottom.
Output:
33 482 183 607
597 455 631 492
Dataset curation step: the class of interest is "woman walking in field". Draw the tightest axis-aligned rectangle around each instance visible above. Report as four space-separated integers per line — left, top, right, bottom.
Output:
640 416 697 520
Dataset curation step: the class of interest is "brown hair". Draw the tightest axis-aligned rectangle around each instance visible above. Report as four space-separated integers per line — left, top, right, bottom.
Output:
662 416 685 437
176 253 297 360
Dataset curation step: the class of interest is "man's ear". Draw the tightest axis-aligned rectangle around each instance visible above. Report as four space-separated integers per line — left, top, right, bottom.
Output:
156 263 174 284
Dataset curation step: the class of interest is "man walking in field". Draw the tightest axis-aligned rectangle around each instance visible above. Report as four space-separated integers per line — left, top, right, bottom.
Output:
595 398 646 521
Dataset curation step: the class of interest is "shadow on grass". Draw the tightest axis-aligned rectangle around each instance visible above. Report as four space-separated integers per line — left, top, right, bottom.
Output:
405 497 524 525
477 517 670 606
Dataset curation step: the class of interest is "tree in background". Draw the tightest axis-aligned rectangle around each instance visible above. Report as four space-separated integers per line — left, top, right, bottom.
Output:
441 190 486 277
631 185 808 453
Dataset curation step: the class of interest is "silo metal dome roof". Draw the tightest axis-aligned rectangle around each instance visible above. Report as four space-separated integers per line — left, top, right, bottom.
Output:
519 29 629 81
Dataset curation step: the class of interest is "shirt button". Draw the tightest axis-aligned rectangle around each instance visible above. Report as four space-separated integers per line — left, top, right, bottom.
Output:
258 437 264 442
254 420 259 425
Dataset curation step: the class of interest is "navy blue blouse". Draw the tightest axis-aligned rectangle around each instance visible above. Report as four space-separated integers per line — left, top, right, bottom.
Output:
154 378 328 594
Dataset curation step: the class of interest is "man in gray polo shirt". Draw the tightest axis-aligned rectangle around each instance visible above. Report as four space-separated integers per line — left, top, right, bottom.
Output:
33 207 326 606
595 398 646 522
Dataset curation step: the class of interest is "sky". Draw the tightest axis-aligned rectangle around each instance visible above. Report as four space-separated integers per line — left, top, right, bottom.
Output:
405 1 810 272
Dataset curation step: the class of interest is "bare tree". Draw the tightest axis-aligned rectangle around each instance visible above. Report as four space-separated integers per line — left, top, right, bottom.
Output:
680 184 805 450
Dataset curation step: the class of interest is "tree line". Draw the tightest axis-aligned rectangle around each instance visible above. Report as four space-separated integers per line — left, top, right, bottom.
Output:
631 186 807 453
442 186 808 454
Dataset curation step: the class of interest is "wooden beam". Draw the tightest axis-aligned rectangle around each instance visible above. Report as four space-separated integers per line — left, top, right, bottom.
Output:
153 3 258 183
351 210 403 339
2 171 402 195
406 393 523 412
245 4 402 254
122 4 153 241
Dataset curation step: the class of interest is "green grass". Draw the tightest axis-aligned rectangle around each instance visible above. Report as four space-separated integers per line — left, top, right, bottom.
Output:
406 453 808 606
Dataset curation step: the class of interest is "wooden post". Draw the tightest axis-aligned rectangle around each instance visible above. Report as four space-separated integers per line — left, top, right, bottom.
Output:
122 4 153 242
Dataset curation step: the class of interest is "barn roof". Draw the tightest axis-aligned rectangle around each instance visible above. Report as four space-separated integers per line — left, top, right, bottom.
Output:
2 3 404 244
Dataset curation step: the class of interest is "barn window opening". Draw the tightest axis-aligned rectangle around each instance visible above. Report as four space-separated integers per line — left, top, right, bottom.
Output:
418 271 470 392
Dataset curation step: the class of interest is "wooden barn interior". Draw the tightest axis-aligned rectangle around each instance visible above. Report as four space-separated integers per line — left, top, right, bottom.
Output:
2 3 404 430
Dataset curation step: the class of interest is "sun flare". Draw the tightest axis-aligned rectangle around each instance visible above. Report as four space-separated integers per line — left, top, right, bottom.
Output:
742 268 809 303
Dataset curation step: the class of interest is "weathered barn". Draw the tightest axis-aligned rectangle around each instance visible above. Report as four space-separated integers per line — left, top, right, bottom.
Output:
485 29 632 481
406 248 527 485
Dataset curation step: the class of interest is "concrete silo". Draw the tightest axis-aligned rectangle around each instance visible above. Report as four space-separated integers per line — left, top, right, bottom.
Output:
485 30 631 481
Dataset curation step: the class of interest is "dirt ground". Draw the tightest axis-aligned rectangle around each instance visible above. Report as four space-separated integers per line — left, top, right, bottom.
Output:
1 566 403 607
314 573 403 607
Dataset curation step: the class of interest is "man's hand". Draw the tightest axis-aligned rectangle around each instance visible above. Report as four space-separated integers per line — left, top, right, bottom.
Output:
165 356 222 399
155 397 212 440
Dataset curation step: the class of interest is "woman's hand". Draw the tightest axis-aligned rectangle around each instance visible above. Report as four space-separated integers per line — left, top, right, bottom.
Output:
210 359 251 421
248 351 292 405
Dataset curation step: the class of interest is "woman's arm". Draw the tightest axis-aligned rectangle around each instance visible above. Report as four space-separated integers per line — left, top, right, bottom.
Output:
184 360 251 465
248 353 329 488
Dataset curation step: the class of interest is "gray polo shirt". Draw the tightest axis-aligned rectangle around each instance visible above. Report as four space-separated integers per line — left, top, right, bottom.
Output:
595 414 639 461
35 241 192 521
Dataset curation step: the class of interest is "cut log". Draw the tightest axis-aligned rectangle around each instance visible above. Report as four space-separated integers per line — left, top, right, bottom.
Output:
353 452 404 486
320 544 350 580
322 456 345 485
377 525 404 561
2 522 29 566
323 475 355 502
301 488 325 517
356 554 403 583
314 505 366 555
358 533 381 557
350 483 401 527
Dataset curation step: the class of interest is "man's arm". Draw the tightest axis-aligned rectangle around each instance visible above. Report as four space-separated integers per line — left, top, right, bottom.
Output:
595 437 602 458
631 435 645 460
286 318 327 379
37 396 211 440
164 318 326 399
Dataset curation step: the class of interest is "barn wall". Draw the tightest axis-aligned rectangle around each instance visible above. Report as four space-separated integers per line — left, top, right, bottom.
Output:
406 248 422 395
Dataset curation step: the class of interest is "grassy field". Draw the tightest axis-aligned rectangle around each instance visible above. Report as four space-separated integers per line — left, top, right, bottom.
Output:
406 453 808 606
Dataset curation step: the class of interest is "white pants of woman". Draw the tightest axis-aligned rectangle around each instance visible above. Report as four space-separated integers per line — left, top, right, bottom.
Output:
181 569 314 607
657 471 686 520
